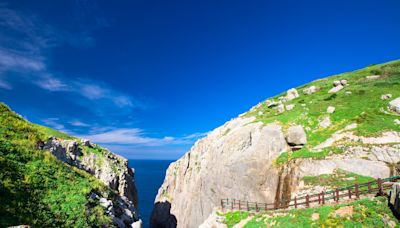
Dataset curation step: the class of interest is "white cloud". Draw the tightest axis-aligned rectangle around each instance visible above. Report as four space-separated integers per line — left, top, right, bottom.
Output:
80 128 208 147
69 120 90 127
0 77 11 89
42 118 73 135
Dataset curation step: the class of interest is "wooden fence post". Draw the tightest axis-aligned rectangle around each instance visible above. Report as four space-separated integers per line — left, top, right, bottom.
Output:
335 189 339 202
265 203 268 211
322 191 325 205
378 178 383 195
368 182 372 193
256 202 258 212
232 199 234 210
355 184 360 199
306 194 310 208
221 199 224 209
247 201 249 211
294 197 297 209
348 188 352 199
318 193 321 204
238 200 241 210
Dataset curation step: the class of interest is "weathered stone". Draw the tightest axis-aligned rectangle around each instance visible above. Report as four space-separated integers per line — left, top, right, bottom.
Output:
277 104 285 113
258 111 263 116
381 94 392 100
345 91 352 95
286 104 295 111
303 86 317 95
395 119 400 125
311 213 320 221
319 116 331 128
152 117 289 227
340 79 348 86
366 75 380 80
328 84 343 93
333 80 341 87
286 125 307 146
334 206 353 217
327 106 335 114
389 97 400 114
286 88 299 101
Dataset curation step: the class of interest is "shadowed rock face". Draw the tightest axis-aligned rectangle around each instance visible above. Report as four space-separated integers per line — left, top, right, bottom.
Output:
152 117 289 227
150 201 177 228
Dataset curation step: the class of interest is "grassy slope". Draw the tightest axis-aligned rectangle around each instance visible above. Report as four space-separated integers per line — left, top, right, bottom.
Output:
222 197 398 228
0 103 112 227
244 60 400 165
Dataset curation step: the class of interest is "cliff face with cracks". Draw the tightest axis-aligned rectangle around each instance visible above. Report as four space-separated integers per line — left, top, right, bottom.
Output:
151 116 290 227
41 137 141 228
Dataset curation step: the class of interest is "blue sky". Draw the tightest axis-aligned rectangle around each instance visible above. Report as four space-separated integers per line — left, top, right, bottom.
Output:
0 0 399 159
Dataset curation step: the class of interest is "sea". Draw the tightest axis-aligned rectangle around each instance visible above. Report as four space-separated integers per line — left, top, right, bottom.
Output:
128 160 174 228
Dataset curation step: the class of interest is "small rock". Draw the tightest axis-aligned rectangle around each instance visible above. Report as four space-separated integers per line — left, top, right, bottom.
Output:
311 213 320 221
266 99 278 107
81 139 92 147
286 88 299 101
277 104 285 113
388 220 396 228
334 206 353 217
279 96 288 103
286 125 307 146
328 84 343 93
319 116 331 128
258 111 263 116
340 79 348 86
286 104 295 111
366 75 380 80
381 94 392 100
389 97 400 114
327 106 335 114
303 86 317 95
131 220 143 228
395 119 400 125
345 91 352 95
99 198 113 209
333 80 341 87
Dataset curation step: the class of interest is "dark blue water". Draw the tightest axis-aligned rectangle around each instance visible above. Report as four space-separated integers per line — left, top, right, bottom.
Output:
128 160 173 228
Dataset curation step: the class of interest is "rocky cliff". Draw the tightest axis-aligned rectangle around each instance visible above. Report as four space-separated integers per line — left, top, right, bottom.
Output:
40 137 140 227
152 60 400 227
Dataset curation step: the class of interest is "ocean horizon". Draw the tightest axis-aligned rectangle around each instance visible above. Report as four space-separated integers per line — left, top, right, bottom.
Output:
128 159 174 228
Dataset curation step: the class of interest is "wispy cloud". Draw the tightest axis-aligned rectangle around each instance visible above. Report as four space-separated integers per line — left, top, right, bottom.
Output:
42 117 73 135
0 5 142 110
69 120 90 127
79 128 209 147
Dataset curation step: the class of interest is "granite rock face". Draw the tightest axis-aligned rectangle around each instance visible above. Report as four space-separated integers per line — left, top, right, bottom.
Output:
152 117 289 227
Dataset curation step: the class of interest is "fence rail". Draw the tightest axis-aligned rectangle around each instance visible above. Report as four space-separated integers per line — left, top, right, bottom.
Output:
221 176 400 212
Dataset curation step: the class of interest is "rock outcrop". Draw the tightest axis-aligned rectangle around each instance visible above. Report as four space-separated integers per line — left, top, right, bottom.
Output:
42 137 139 227
152 117 289 227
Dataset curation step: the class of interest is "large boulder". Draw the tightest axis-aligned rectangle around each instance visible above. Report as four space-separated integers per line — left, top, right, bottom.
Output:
286 125 307 146
303 86 317 95
389 97 400 114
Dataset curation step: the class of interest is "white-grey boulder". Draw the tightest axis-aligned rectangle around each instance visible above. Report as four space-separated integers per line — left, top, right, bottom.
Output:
366 75 380 80
286 88 299 101
328 84 343 93
286 104 295 111
277 104 285 113
327 106 335 114
286 125 307 146
381 94 393 100
389 97 400 114
319 116 331 128
303 86 317 95
333 80 341 87
340 79 348 86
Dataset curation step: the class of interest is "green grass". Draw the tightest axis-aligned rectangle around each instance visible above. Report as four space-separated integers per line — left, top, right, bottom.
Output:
302 169 375 188
274 147 342 166
0 103 112 227
246 60 400 148
220 211 250 228
222 197 398 228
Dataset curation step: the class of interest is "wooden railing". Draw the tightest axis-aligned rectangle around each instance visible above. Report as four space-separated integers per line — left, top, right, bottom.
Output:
221 176 400 212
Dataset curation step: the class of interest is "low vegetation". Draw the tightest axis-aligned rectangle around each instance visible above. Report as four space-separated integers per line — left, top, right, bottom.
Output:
302 169 375 188
222 197 398 228
0 103 111 227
